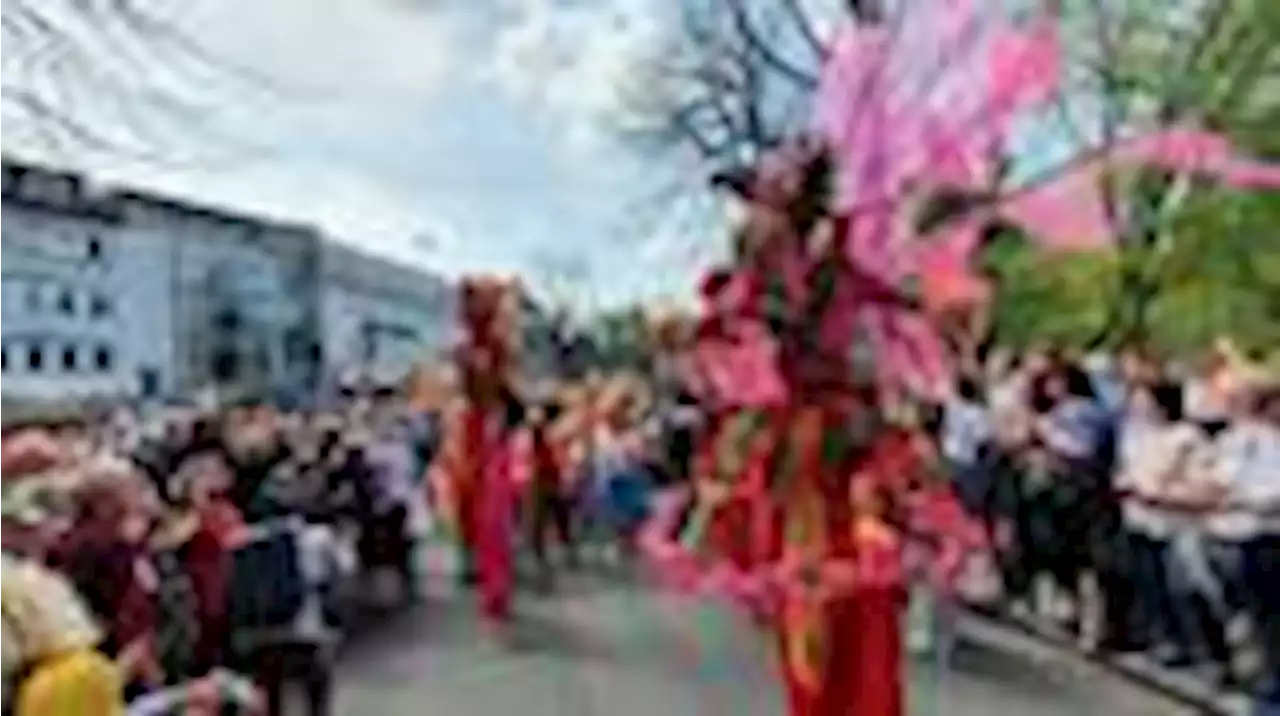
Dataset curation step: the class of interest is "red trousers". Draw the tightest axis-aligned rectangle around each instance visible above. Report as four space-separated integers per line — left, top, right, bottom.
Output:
778 589 903 716
475 460 515 623
457 486 479 556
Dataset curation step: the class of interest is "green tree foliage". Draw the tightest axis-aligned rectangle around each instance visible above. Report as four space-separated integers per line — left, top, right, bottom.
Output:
588 306 650 370
983 233 1118 349
1146 188 1280 355
984 187 1279 356
983 0 1280 356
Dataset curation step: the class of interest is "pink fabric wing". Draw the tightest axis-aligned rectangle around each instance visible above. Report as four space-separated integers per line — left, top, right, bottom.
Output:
998 163 1115 248
985 20 1061 132
1119 128 1280 189
919 115 994 189
915 220 990 312
919 253 991 313
1220 161 1280 189
816 24 892 160
1120 128 1233 170
875 309 953 402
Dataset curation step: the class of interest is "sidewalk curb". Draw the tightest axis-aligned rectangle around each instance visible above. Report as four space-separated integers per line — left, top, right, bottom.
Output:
961 607 1251 716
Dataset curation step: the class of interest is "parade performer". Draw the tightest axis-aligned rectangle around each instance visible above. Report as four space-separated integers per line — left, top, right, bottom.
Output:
640 143 929 714
641 0 1280 711
433 276 526 625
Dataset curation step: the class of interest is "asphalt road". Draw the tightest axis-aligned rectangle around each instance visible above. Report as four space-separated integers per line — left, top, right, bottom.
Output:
323 557 1194 716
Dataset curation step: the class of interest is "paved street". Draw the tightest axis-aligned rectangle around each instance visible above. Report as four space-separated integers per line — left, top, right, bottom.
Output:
329 559 1194 716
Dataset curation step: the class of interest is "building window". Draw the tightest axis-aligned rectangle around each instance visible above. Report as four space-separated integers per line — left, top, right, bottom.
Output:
28 343 44 372
138 368 160 398
57 289 75 316
212 350 239 381
94 345 113 372
87 236 102 260
24 284 41 313
214 308 241 332
1 346 7 372
90 294 111 319
62 345 77 371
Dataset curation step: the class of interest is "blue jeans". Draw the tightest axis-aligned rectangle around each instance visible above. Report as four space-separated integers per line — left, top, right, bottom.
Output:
1129 533 1201 657
949 459 989 518
1242 535 1280 701
1206 541 1250 614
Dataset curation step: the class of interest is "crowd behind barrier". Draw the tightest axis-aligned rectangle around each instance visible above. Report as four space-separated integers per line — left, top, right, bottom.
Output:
0 375 678 716
1 394 438 716
935 347 1280 709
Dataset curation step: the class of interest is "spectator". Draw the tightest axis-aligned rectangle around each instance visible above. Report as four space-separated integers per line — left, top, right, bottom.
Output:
1119 383 1213 666
941 376 992 518
1185 344 1239 435
1031 364 1118 642
233 515 355 716
3 554 126 716
528 401 576 587
1212 383 1280 700
169 451 247 677
56 466 165 697
363 414 422 604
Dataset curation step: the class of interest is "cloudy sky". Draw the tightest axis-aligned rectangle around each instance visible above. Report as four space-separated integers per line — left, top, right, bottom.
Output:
7 0 792 307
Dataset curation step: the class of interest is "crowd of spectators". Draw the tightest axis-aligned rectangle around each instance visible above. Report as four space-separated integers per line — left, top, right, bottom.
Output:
1 390 437 715
938 343 1279 702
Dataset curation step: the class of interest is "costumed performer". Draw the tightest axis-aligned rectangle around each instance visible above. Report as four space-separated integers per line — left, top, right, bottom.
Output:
435 276 527 627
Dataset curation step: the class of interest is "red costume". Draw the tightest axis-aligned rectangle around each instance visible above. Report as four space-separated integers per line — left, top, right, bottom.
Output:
640 140 982 716
439 277 524 623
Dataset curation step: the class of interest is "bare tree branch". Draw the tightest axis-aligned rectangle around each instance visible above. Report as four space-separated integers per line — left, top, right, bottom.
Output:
723 0 819 90
780 0 826 58
2 0 284 166
612 0 837 181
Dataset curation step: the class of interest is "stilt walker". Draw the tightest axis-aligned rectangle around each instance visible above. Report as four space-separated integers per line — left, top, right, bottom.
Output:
438 276 523 624
634 0 1280 712
640 141 926 716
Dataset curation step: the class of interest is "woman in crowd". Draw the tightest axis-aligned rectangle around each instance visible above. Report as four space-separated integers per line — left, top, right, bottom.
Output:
55 465 165 699
1207 382 1280 701
232 511 354 716
3 554 126 716
1032 363 1129 648
588 377 655 565
168 451 247 678
940 376 992 520
1184 343 1241 436
1196 387 1266 633
362 398 423 605
526 400 576 588
1118 382 1220 667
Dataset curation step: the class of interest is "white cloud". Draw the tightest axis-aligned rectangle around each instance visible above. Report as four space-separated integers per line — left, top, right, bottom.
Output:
486 0 672 140
0 0 740 303
180 0 461 108
5 0 475 267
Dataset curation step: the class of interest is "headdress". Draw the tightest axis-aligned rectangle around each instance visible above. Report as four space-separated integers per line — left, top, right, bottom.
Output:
0 554 103 666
